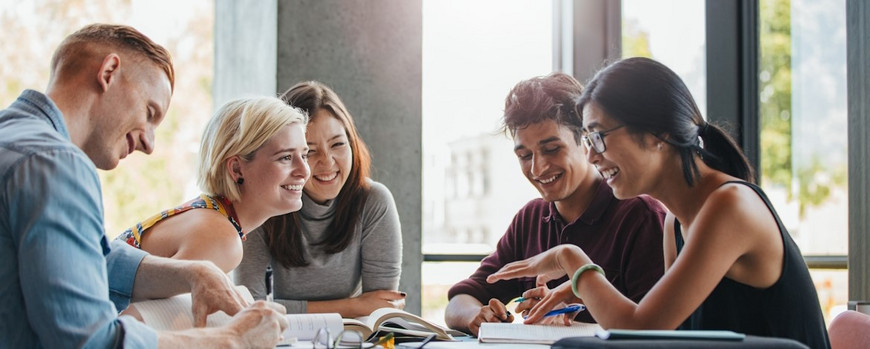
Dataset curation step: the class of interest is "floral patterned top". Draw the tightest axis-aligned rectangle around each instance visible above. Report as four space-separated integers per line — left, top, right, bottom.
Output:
116 194 244 249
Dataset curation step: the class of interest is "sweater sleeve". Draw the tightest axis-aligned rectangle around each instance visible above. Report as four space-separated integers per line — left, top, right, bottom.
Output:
359 181 402 292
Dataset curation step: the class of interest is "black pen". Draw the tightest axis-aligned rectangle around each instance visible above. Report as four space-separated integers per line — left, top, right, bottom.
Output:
416 334 437 348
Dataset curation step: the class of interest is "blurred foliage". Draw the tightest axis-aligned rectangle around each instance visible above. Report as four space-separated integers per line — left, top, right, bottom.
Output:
759 0 794 197
760 0 846 217
622 18 652 58
0 0 214 236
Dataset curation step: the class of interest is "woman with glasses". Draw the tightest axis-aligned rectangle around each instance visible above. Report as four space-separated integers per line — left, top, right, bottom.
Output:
235 81 404 318
487 57 830 348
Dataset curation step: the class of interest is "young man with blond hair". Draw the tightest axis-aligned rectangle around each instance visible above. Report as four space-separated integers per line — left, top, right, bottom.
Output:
0 23 288 348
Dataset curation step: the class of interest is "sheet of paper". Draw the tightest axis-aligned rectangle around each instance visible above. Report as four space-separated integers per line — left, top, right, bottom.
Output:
282 313 343 341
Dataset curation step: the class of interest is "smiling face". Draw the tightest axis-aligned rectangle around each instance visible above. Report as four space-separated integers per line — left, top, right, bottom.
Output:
581 102 665 199
304 109 353 204
513 119 595 205
236 123 310 215
84 63 172 170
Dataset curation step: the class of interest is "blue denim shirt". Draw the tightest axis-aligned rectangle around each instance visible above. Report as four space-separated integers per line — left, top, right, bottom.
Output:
0 90 158 348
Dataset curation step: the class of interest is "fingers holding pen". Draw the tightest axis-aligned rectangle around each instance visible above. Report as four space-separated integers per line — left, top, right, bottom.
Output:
468 298 513 336
487 298 514 323
522 293 563 324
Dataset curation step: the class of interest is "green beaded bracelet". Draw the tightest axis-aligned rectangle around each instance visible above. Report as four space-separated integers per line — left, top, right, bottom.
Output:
571 263 605 297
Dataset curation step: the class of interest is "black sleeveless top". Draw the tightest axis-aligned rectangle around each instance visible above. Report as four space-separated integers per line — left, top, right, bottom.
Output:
674 181 830 349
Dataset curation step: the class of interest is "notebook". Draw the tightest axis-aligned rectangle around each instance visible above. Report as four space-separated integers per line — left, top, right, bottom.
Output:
477 322 602 345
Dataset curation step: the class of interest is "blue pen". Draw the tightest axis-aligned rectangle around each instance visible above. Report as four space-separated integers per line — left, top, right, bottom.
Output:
542 304 585 317
522 304 586 319
523 304 586 319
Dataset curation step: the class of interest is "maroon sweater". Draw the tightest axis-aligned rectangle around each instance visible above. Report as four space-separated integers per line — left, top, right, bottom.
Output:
448 181 666 323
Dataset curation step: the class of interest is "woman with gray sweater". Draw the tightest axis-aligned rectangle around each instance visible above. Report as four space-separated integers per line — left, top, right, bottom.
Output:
235 81 404 317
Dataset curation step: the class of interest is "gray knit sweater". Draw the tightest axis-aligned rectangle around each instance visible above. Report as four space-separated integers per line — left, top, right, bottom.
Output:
234 180 402 314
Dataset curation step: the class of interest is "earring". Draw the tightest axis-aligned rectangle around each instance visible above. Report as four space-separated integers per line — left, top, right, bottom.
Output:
236 178 245 185
657 143 663 151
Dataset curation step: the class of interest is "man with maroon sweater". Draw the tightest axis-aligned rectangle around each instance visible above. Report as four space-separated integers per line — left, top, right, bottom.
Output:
444 73 666 336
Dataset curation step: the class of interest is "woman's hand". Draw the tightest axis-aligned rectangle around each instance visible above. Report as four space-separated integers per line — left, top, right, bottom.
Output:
486 245 589 285
514 277 576 318
350 290 407 316
522 281 582 325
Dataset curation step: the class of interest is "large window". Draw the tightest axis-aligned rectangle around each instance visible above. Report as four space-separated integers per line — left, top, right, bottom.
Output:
421 0 552 324
622 0 706 113
759 0 848 320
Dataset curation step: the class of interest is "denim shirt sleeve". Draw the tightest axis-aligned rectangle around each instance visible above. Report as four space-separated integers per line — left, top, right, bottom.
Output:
107 240 149 310
8 148 157 348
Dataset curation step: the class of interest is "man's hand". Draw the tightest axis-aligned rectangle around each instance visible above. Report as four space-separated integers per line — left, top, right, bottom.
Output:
159 301 289 348
466 298 514 336
188 262 249 327
226 301 289 348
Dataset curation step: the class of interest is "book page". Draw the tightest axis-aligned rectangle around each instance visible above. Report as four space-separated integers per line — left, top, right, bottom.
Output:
134 285 254 330
283 313 344 341
478 322 602 344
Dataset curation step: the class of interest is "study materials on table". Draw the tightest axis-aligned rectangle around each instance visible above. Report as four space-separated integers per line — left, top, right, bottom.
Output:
129 291 460 345
477 321 602 345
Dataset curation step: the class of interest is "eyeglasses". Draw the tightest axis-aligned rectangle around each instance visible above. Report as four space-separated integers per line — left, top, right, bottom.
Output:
581 124 625 153
311 328 365 349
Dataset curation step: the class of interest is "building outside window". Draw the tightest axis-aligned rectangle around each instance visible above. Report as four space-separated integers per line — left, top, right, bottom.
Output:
421 0 551 324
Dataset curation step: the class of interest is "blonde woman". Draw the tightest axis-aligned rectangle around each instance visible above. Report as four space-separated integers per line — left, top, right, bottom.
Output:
235 81 404 317
116 96 310 273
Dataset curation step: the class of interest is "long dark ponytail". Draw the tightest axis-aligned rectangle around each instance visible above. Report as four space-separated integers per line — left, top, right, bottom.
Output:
575 57 754 185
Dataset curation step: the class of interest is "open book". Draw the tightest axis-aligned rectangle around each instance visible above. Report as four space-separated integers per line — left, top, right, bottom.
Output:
128 288 459 343
342 307 460 341
478 322 603 345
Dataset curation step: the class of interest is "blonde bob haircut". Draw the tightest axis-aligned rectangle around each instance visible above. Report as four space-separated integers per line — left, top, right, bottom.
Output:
197 97 308 202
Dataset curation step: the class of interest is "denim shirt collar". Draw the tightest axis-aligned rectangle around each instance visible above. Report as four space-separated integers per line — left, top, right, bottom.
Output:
18 89 70 141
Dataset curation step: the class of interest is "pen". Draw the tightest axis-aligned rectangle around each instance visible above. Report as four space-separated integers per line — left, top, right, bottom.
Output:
541 304 585 318
512 296 541 304
523 304 586 319
416 334 437 348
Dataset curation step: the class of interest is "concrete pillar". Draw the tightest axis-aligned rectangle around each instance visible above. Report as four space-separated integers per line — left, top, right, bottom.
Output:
215 0 423 314
213 0 278 107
